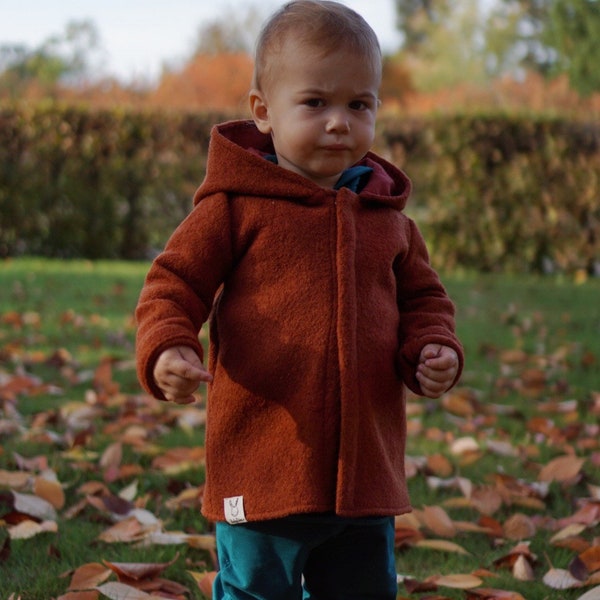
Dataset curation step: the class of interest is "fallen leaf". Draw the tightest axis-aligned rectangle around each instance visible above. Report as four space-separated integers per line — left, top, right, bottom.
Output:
8 519 58 539
420 505 457 538
543 567 583 589
414 539 471 555
538 455 586 483
503 513 536 540
512 554 535 581
433 573 483 589
67 563 112 591
465 589 526 599
95 582 163 600
577 585 600 600
188 570 217 598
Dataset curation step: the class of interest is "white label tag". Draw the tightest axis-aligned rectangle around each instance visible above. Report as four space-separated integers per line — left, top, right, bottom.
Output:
224 495 247 524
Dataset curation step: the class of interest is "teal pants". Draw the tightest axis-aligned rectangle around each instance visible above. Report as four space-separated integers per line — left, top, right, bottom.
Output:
213 514 397 600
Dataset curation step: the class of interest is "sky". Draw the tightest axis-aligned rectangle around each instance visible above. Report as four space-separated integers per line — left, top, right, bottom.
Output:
1 0 401 82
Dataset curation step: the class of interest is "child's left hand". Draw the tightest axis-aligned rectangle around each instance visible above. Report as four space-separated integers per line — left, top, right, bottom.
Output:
416 344 459 398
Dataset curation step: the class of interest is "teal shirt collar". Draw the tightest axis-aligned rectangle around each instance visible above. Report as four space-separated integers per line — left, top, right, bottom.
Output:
264 155 372 192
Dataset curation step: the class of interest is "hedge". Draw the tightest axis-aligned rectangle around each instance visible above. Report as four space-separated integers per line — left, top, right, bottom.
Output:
1 105 598 274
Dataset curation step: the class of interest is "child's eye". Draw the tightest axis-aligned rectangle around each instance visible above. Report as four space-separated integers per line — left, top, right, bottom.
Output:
349 100 369 111
304 98 324 108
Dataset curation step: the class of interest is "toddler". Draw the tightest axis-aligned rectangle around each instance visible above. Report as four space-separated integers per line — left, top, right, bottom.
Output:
136 1 464 598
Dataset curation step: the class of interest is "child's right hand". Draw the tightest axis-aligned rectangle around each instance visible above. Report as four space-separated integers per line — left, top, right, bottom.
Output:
153 346 213 404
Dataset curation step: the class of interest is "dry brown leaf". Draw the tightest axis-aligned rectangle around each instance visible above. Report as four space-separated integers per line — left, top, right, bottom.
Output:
188 570 217 598
493 542 537 570
414 539 471 555
543 567 583 589
580 546 600 573
503 513 536 540
470 486 503 516
99 442 123 471
95 582 163 600
56 591 100 600
450 437 480 456
104 554 179 581
512 554 535 581
420 505 457 538
427 453 454 477
67 563 112 591
0 470 30 489
8 519 57 539
33 475 65 510
577 585 600 600
433 574 483 589
465 589 526 600
97 516 144 543
550 523 588 544
538 455 586 483
12 490 57 520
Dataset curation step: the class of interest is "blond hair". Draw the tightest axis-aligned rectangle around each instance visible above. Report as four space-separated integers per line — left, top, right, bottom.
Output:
253 0 381 90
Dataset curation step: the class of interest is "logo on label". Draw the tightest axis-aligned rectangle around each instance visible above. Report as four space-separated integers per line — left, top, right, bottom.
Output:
224 495 247 524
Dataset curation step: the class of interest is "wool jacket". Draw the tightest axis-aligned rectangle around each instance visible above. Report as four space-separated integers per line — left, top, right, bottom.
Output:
136 119 464 523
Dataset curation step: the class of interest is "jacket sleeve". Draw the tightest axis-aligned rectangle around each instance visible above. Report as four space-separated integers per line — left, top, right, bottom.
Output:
394 217 464 395
135 193 233 400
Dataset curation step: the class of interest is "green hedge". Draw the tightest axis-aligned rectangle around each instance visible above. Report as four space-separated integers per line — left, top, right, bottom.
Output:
381 114 600 274
1 105 598 274
0 105 218 259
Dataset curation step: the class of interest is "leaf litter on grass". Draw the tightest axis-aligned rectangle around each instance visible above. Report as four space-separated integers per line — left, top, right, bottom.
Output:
1 299 600 599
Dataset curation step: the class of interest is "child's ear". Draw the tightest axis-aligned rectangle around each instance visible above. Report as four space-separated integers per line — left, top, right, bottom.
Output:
249 89 272 134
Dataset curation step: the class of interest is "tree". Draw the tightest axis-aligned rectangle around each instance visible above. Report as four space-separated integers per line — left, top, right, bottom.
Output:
394 0 491 91
543 0 600 95
394 0 454 53
0 20 101 99
485 0 600 94
192 7 266 55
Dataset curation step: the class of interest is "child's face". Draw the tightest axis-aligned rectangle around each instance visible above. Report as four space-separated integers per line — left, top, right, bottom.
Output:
250 38 380 189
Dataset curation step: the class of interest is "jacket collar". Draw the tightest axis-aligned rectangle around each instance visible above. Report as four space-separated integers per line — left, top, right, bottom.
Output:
195 120 411 210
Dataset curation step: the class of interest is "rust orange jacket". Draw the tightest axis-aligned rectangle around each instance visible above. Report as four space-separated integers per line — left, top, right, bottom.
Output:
136 120 463 523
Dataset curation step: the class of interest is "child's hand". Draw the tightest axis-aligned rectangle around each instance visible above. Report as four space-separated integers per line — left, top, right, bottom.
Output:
153 346 213 404
416 344 459 398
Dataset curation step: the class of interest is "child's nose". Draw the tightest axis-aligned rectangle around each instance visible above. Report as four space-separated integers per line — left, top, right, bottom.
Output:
326 109 350 133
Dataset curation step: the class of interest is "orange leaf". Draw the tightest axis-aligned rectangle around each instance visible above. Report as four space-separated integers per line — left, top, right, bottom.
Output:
188 570 217 598
68 563 112 591
33 476 65 510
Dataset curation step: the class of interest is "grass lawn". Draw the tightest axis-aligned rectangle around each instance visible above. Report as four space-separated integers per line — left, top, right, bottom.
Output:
1 258 599 599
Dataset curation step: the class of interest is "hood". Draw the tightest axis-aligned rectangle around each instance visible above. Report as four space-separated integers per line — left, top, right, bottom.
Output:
194 120 411 210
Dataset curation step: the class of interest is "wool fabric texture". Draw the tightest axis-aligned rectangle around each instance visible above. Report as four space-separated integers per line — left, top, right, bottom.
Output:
136 119 463 523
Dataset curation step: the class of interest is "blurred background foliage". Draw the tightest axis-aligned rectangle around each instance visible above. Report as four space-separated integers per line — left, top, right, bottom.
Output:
0 0 599 272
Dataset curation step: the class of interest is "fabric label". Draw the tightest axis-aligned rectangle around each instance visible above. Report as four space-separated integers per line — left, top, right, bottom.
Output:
224 495 248 524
